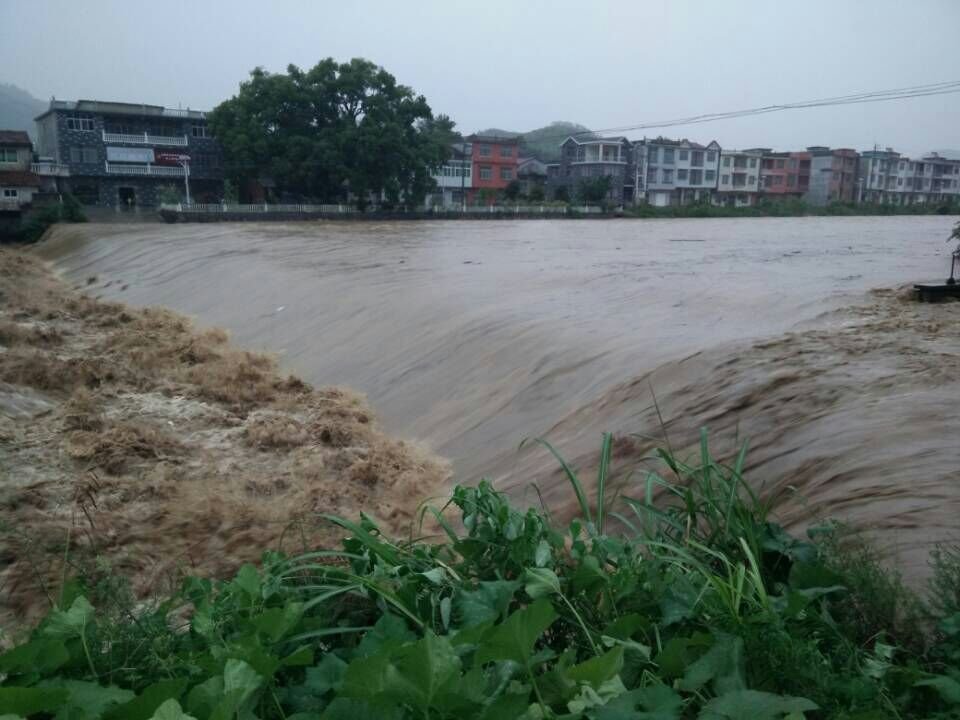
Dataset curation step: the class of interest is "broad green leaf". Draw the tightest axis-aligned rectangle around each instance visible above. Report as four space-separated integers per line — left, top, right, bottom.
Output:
185 677 224 719
320 697 401 720
476 598 557 664
252 602 304 642
678 635 745 695
524 567 561 599
224 658 264 698
698 689 817 719
788 562 844 592
340 652 392 698
148 699 197 720
567 646 624 686
304 654 348 695
916 674 960 704
0 638 70 676
384 632 461 711
0 688 68 716
535 539 552 567
42 596 94 640
568 676 629 714
603 614 647 641
476 692 532 720
440 596 452 630
282 645 314 667
356 613 415 657
456 580 520 626
104 680 189 720
659 576 700 626
37 679 134 720
234 564 262 599
570 554 608 594
595 683 683 720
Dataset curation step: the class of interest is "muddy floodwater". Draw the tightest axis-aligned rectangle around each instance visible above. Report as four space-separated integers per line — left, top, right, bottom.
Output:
37 216 960 578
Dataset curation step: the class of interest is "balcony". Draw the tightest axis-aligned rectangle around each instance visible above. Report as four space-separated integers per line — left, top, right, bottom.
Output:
102 131 188 147
31 162 70 177
105 162 186 177
0 199 23 211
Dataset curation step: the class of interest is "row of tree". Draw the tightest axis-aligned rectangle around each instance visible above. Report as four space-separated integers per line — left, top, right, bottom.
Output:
209 58 458 208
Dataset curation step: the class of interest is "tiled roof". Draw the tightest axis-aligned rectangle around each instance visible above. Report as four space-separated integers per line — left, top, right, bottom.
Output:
0 171 41 187
0 130 32 147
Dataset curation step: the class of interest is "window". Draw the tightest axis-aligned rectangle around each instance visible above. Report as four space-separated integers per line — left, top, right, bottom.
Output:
500 167 513 180
82 148 98 163
788 159 797 170
775 159 785 169
647 168 657 183
70 147 82 163
897 177 903 186
648 147 659 164
479 144 492 157
723 156 731 167
663 148 674 164
678 150 689 161
691 151 704 167
677 169 688 181
661 169 673 183
0 149 17 163
191 125 209 138
787 175 796 187
705 170 715 182
721 174 730 185
479 166 492 180
707 151 716 162
899 161 905 170
689 169 703 184
772 176 784 186
499 145 513 157
2 188 18 198
66 114 95 131
763 175 772 188
749 158 757 168
748 175 756 185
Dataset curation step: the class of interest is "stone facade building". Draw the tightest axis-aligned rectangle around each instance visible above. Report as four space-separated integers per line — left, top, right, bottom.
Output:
548 136 635 205
33 99 224 209
0 130 40 210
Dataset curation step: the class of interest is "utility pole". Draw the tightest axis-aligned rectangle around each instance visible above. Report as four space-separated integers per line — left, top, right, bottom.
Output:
178 159 192 205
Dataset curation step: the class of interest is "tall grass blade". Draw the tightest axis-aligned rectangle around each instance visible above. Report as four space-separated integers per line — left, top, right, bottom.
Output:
523 437 592 525
596 432 613 535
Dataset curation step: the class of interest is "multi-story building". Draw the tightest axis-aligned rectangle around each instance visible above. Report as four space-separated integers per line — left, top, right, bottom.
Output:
858 149 960 205
636 137 721 206
758 150 811 199
548 136 635 205
715 149 763 206
516 157 548 198
466 134 519 204
33 99 224 208
0 130 40 210
428 141 472 208
804 147 858 206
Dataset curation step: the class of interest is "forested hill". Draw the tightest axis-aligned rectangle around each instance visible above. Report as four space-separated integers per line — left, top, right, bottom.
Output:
474 121 595 162
0 83 46 139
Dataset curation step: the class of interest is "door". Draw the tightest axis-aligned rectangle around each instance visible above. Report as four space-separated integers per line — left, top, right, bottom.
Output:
118 186 136 209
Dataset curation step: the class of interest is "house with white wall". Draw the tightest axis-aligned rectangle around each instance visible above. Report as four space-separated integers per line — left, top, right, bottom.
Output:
0 131 40 210
715 149 763 206
636 137 720 206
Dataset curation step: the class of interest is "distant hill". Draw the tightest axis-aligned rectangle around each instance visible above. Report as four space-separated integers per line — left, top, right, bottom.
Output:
475 121 596 162
0 83 46 139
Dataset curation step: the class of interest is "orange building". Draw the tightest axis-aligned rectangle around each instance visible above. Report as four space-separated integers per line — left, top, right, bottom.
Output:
466 134 519 204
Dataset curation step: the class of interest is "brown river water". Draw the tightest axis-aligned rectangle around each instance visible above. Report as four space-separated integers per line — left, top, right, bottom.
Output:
35 216 960 579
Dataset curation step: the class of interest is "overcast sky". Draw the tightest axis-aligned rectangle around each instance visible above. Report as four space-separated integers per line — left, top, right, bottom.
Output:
3 0 958 155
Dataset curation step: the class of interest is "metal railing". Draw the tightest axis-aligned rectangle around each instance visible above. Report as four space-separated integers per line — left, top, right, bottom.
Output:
160 203 605 215
31 162 70 176
106 162 186 177
102 131 188 147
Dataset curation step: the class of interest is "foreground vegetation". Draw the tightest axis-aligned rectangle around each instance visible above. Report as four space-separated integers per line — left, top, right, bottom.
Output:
3 433 960 719
623 197 960 219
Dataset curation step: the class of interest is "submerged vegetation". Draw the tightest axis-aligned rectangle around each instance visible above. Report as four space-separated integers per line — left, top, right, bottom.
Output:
4 432 960 719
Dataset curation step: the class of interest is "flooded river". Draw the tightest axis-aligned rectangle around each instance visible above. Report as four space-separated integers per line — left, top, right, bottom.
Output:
37 216 960 577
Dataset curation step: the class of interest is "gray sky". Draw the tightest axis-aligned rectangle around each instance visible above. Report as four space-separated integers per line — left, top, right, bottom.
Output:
3 0 959 155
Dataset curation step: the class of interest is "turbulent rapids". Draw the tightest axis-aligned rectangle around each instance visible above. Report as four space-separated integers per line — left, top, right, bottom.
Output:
30 216 960 581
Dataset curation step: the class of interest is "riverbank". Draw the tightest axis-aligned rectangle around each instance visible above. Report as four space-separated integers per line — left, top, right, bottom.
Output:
0 248 449 626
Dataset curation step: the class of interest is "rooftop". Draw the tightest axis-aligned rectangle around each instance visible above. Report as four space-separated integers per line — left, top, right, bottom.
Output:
465 133 520 144
36 99 209 122
0 130 32 147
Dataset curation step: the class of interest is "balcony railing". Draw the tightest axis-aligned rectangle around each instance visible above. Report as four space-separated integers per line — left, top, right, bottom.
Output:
31 162 70 176
105 162 186 177
102 131 188 147
0 199 23 211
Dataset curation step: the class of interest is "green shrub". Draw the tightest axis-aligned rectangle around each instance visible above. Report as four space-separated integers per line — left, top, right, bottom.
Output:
2 432 959 718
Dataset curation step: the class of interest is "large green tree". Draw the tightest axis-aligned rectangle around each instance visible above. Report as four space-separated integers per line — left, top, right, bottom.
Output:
209 58 455 207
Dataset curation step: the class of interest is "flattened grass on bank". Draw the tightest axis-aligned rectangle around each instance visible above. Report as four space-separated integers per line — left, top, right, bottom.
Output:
4 432 960 719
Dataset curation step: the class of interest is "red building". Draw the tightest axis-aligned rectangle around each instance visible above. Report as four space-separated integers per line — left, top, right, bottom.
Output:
759 150 811 197
466 134 519 204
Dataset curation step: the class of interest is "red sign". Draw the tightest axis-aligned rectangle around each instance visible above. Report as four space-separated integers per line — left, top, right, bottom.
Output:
154 152 191 166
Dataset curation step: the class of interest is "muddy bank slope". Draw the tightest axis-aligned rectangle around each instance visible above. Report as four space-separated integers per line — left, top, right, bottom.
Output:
0 248 449 626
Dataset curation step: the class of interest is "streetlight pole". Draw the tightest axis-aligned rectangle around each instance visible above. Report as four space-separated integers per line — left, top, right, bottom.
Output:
178 159 191 205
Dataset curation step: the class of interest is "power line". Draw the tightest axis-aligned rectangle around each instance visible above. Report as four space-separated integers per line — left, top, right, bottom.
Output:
520 80 960 145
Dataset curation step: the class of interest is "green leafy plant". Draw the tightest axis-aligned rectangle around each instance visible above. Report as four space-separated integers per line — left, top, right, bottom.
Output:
2 432 959 718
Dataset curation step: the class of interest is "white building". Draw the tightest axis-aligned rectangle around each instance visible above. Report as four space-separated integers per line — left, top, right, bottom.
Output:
636 138 720 206
858 149 960 205
715 149 763 206
428 142 472 208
